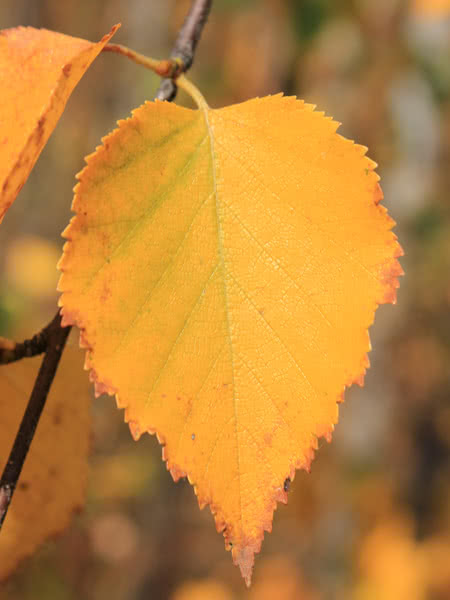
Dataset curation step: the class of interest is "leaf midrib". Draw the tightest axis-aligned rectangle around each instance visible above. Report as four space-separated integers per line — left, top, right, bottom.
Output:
200 105 243 530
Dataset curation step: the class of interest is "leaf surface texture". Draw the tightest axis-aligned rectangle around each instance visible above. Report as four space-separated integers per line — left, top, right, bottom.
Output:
58 95 403 583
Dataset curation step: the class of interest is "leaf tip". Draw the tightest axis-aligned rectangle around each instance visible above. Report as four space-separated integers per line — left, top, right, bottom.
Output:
232 544 255 588
102 23 121 43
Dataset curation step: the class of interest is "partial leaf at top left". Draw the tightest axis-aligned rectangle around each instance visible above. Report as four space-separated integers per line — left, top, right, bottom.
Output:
0 24 119 224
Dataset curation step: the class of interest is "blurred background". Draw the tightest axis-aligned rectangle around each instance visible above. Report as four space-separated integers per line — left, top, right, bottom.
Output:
0 0 449 598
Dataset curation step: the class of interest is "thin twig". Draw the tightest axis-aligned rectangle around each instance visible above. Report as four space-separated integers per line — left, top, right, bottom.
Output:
0 318 55 365
156 0 213 101
0 312 71 528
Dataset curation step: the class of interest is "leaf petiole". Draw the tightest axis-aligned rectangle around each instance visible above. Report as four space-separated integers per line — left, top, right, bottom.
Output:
176 74 209 109
102 44 183 78
102 45 209 110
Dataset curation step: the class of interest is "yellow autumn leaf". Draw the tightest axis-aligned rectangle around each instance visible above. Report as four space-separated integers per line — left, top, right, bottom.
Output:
58 86 402 584
0 345 91 580
0 24 119 224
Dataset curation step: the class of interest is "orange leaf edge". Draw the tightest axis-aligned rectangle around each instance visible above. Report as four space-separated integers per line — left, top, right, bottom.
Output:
57 103 403 586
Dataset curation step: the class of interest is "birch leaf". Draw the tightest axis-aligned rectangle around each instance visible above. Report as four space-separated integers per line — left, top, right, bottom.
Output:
0 346 91 580
58 91 403 584
0 24 119 223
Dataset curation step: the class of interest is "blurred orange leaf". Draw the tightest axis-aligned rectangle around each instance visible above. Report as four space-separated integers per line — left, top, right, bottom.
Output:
356 516 426 600
58 90 402 584
0 345 91 580
0 24 119 224
412 0 450 17
249 556 320 600
171 578 233 600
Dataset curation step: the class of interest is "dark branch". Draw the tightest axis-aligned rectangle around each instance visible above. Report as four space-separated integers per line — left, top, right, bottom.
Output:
169 0 212 68
156 0 213 101
0 318 55 365
0 312 71 528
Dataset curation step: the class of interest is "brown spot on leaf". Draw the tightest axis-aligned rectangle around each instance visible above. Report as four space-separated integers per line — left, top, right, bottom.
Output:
62 62 72 77
100 282 111 303
35 116 46 146
263 431 273 446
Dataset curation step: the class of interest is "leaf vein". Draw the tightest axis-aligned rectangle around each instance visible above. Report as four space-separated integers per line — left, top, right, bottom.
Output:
229 273 318 400
221 195 333 329
236 351 302 457
214 129 381 285
202 105 244 528
108 190 215 359
143 263 219 409
172 343 227 466
78 132 209 293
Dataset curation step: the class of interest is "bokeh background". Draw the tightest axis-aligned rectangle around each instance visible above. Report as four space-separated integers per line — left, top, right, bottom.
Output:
0 0 449 598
